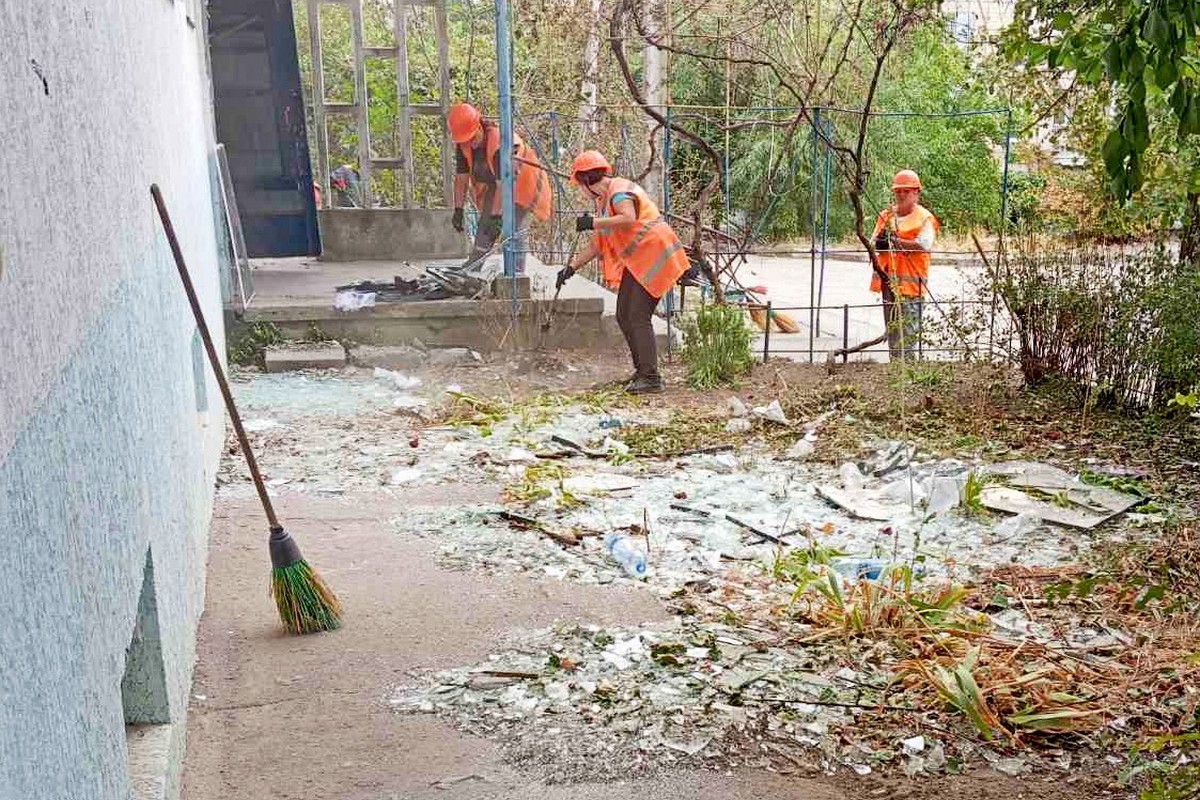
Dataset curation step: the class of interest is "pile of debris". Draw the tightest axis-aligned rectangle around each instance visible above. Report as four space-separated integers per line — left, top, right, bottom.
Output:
390 615 973 781
333 257 506 310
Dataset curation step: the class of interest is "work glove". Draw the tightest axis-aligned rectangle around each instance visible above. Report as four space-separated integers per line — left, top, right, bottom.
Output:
873 232 894 252
556 266 575 290
451 207 464 232
576 213 594 232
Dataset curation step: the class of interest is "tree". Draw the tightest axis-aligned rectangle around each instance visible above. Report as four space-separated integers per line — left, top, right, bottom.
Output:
1003 0 1200 256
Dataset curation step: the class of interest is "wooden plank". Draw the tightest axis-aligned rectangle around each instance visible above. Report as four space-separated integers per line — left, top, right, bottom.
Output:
307 0 330 206
350 0 372 206
364 46 399 58
436 0 453 205
410 103 445 115
369 158 406 169
323 102 359 115
394 0 414 206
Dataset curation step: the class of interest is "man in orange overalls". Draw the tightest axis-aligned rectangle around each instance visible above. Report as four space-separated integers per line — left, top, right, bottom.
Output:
870 169 939 361
448 103 552 274
556 151 690 394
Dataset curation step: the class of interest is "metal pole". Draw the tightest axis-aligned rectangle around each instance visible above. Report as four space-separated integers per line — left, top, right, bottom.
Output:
808 107 820 365
816 116 832 336
842 303 849 364
763 302 772 363
496 0 517 310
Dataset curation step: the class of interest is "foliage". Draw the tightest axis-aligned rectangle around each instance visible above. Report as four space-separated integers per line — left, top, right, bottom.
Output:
996 238 1200 406
679 302 754 388
227 322 285 367
1003 0 1200 202
726 22 1006 241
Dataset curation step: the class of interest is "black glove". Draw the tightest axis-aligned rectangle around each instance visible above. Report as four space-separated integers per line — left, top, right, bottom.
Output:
874 232 892 251
451 207 464 232
556 266 575 290
576 213 594 232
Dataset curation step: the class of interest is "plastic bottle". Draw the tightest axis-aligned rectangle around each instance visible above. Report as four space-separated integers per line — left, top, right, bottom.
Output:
604 533 647 579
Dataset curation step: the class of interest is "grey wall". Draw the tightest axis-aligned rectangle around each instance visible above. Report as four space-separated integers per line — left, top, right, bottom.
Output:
0 1 225 798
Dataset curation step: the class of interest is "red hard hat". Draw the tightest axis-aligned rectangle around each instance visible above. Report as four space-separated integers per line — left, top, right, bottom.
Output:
892 169 922 190
569 150 613 183
448 103 482 143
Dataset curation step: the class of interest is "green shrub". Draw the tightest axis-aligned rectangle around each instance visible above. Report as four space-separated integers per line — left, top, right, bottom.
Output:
227 322 285 367
680 303 754 388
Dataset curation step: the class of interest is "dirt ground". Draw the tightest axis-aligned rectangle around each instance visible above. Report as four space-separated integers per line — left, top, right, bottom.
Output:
180 350 1159 800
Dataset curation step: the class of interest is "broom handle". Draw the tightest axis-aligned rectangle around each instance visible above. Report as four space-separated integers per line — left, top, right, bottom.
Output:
151 184 281 530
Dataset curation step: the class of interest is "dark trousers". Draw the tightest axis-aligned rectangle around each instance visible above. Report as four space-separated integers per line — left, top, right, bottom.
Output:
469 207 527 274
616 270 661 379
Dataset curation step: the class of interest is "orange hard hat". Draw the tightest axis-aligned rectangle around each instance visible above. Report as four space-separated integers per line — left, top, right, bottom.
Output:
892 169 922 190
448 103 482 143
569 150 613 183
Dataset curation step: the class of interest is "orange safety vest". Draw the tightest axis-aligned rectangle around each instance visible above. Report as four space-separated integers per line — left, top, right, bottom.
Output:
594 178 689 299
869 204 938 298
460 124 553 222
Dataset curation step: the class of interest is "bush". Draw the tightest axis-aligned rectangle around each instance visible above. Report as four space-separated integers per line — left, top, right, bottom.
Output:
680 303 754 388
997 237 1200 406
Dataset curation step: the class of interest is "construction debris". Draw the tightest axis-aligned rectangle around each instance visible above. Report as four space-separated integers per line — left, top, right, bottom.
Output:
223 370 1181 783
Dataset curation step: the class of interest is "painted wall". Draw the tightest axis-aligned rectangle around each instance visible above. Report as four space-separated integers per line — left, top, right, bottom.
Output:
0 1 226 798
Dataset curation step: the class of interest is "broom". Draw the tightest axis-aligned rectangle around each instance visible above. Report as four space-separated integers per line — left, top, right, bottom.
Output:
151 184 342 635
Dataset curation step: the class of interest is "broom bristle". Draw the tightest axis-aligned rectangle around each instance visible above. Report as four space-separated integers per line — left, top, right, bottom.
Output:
271 560 343 634
748 307 768 331
772 311 801 334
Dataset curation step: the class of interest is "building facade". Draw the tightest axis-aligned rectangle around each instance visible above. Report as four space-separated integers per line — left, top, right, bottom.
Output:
0 1 228 798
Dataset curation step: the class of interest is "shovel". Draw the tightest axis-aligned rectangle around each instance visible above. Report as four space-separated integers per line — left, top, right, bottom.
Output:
540 229 583 335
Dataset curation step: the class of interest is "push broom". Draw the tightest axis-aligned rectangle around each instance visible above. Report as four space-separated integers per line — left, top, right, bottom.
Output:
151 184 342 635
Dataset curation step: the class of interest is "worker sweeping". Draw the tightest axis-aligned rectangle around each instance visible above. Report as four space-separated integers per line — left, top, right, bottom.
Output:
870 169 938 361
556 151 690 394
448 102 552 274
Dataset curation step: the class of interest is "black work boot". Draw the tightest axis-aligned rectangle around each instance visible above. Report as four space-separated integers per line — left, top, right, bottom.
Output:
625 375 664 394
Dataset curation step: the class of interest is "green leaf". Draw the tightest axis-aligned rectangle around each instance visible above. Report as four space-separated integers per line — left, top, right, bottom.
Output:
1103 40 1124 78
1142 9 1172 52
1156 57 1179 88
1102 129 1128 166
1008 708 1100 731
1052 12 1073 31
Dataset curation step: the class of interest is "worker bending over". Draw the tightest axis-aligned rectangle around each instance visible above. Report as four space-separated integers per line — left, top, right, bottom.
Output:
556 151 689 394
448 102 552 273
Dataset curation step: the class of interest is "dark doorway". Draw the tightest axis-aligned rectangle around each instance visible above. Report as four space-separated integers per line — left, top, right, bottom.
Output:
208 0 320 257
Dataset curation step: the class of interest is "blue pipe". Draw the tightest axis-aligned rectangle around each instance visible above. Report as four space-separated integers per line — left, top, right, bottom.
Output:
496 0 516 285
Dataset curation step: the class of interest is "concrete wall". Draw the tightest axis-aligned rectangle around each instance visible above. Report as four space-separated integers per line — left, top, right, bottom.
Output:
318 209 469 261
0 1 226 799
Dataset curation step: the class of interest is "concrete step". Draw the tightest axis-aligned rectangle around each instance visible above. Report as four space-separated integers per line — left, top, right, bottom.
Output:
263 343 347 372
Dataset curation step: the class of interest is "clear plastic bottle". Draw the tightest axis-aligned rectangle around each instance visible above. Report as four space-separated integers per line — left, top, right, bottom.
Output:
603 533 647 579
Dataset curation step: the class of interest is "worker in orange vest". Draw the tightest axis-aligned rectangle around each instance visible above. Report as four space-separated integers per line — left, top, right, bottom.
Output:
556 151 690 394
870 169 939 361
448 103 552 274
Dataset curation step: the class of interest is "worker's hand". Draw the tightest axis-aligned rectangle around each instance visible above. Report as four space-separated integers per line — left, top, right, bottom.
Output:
873 232 891 252
576 213 594 232
556 266 575 290
451 208 465 232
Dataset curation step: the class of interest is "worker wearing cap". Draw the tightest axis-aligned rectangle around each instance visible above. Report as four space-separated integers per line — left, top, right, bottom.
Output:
448 103 552 273
556 151 690 394
871 169 938 361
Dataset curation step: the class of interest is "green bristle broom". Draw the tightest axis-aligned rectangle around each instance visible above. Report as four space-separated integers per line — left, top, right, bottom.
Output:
152 184 342 634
